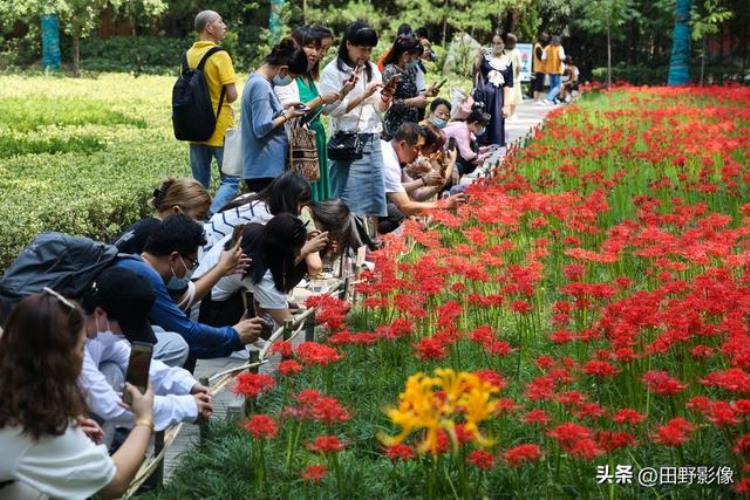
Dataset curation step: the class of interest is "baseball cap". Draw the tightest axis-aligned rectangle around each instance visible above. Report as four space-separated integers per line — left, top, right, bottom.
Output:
89 267 157 344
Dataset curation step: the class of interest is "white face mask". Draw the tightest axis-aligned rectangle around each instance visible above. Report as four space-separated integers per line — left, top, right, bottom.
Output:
94 316 120 343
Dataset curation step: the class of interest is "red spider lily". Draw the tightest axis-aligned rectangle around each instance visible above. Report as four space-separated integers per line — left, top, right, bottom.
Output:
278 359 303 377
307 435 346 454
568 439 604 460
595 431 635 452
302 464 327 483
548 422 593 450
269 340 294 358
296 342 343 366
242 414 278 439
233 372 275 398
467 450 494 469
504 443 542 467
734 434 750 454
701 368 750 394
612 408 645 425
413 337 448 360
475 369 507 390
642 370 687 396
384 443 417 462
652 417 693 446
522 408 549 426
454 423 475 446
582 360 618 378
289 389 351 425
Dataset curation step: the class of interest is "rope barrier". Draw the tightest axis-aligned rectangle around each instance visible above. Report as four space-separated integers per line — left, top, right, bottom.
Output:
122 277 349 496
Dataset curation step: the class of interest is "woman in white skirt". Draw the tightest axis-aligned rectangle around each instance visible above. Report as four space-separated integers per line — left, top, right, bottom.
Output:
505 33 524 120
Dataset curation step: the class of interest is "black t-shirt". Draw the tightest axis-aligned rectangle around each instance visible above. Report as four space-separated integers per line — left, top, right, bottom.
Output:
114 217 161 255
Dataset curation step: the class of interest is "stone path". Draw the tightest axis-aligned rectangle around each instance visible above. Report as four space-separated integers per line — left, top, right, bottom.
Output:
161 96 559 483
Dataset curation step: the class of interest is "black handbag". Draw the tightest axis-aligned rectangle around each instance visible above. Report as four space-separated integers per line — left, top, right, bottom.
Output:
327 132 364 161
327 86 367 161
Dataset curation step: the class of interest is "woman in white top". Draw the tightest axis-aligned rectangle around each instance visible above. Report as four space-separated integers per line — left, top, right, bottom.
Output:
203 171 313 252
504 33 524 120
0 290 155 499
194 214 328 327
319 21 392 240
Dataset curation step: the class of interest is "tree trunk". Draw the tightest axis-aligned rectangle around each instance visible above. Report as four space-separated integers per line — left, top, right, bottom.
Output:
442 0 448 45
72 31 81 77
667 0 692 85
700 37 706 86
607 21 612 88
303 0 307 24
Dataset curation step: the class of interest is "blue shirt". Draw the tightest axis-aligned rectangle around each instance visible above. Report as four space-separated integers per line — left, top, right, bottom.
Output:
113 257 242 358
241 73 288 180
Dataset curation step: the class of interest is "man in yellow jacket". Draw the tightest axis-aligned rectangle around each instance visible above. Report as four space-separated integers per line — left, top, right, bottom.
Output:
186 11 239 215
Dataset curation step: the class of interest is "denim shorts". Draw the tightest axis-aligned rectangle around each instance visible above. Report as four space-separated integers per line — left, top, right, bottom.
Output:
329 134 387 217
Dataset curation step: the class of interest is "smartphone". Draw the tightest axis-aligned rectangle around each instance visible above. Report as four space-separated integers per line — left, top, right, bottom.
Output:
259 313 275 340
297 105 311 113
435 78 448 90
229 224 246 248
123 341 153 405
354 61 364 74
448 137 457 151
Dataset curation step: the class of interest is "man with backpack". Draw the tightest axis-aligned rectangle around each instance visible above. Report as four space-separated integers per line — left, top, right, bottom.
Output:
183 10 239 215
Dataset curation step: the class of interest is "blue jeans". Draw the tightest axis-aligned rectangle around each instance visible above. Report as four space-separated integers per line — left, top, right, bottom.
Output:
547 74 562 102
189 144 239 214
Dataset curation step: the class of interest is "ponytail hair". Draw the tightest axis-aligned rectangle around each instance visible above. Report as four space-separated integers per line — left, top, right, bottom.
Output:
266 36 308 75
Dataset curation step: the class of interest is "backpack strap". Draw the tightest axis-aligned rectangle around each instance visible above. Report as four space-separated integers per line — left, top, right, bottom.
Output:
181 51 189 74
194 46 229 123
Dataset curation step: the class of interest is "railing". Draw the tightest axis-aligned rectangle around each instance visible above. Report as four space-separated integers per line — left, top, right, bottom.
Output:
123 278 349 498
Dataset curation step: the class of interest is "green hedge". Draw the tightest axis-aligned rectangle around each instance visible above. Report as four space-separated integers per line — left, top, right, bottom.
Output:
77 36 189 75
592 63 749 86
0 73 196 270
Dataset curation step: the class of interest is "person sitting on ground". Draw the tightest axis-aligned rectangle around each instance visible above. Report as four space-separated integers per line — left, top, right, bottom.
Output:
193 214 325 328
442 107 491 176
241 37 309 193
422 97 451 130
117 178 247 312
559 57 580 103
205 171 313 250
115 178 211 256
0 291 154 499
379 122 466 234
78 268 212 443
406 123 459 197
113 214 265 364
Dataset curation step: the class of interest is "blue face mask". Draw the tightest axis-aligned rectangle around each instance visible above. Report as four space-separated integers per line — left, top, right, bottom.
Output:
167 256 194 291
273 72 293 87
430 117 447 129
475 126 487 136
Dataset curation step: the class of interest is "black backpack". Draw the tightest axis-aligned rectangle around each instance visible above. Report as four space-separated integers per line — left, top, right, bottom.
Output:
172 47 227 142
0 232 119 325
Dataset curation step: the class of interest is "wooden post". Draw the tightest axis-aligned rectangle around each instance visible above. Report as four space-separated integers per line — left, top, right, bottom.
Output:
153 430 165 487
283 319 294 341
305 311 315 342
199 376 210 444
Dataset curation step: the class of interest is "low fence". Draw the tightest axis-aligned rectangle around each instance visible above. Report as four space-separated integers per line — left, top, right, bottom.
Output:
123 278 350 497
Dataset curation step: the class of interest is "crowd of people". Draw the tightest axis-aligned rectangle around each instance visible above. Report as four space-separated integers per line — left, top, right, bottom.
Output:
0 12 570 498
532 31 579 106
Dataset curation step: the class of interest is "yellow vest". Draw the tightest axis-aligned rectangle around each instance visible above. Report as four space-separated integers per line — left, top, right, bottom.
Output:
545 45 563 75
532 43 545 73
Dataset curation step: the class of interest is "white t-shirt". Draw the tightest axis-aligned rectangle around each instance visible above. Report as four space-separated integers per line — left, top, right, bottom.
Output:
381 140 406 195
193 235 288 309
203 199 273 253
0 424 116 499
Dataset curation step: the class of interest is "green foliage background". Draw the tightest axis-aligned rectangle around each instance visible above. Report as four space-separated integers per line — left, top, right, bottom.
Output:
0 73 188 269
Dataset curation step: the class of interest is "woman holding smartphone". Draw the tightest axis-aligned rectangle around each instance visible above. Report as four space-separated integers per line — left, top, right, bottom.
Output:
0 291 154 499
276 26 356 202
319 21 391 244
381 34 435 140
241 37 310 193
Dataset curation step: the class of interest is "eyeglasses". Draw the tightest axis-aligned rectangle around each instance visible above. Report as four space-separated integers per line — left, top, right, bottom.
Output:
180 254 199 271
42 287 76 310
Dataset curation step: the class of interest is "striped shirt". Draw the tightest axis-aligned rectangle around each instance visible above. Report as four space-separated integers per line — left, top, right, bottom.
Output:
203 199 272 253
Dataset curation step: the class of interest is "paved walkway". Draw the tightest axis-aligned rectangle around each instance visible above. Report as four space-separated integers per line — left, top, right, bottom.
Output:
161 97 558 483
